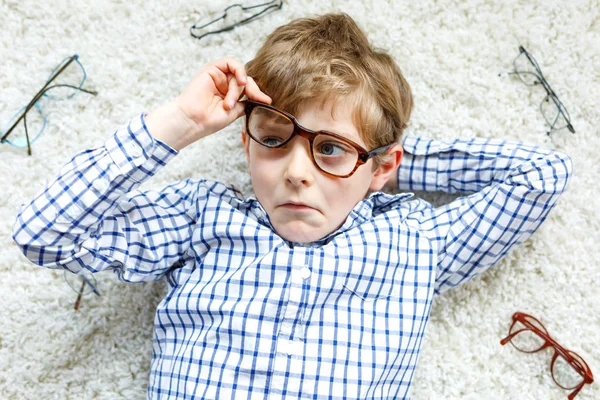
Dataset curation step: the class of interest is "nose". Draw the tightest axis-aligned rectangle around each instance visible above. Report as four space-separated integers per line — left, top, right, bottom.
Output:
283 136 315 187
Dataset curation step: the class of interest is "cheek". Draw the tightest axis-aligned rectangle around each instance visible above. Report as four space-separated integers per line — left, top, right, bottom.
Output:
326 174 371 208
248 151 280 192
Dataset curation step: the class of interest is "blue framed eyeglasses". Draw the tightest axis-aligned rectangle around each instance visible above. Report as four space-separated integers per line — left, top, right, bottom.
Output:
0 54 97 155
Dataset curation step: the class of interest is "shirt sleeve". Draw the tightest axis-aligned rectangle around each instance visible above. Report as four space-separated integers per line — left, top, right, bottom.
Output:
12 114 201 282
398 136 573 294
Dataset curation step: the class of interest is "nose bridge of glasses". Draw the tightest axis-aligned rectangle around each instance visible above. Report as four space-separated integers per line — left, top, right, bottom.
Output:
285 132 315 161
292 121 320 146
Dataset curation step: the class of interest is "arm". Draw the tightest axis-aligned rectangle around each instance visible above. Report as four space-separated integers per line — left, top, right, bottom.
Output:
399 136 573 294
13 117 190 282
12 58 271 282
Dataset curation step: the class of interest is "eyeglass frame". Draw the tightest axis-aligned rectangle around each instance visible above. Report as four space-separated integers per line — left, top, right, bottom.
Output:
506 45 575 135
63 269 101 311
243 99 395 178
500 312 594 400
0 54 98 155
190 0 283 41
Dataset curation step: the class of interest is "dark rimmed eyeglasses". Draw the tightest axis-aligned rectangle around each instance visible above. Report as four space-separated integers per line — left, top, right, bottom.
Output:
244 100 394 178
190 0 283 41
504 46 575 136
0 54 97 155
500 312 594 399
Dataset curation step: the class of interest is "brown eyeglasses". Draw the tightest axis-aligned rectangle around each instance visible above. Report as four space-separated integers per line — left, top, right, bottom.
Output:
243 100 394 178
500 312 594 399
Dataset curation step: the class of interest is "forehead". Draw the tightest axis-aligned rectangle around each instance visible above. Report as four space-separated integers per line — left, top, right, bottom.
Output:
294 97 363 144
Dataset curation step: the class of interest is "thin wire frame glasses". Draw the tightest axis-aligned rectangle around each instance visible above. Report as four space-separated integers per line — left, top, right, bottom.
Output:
190 0 283 41
505 46 575 136
0 54 97 155
500 312 594 400
63 269 101 311
244 100 394 178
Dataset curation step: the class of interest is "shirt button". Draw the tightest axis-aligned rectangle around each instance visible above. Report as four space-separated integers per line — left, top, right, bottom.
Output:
287 340 294 355
92 179 109 192
127 142 143 158
300 267 311 280
67 204 81 219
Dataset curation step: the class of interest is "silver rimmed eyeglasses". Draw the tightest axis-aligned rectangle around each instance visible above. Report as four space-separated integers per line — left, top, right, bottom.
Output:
504 46 575 136
190 0 283 41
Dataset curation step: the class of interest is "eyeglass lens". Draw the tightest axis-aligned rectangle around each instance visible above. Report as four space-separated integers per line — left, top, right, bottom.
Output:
248 105 360 176
512 49 573 133
540 95 571 131
508 315 548 352
1 56 87 150
553 350 586 390
507 315 587 391
513 51 541 86
191 0 282 40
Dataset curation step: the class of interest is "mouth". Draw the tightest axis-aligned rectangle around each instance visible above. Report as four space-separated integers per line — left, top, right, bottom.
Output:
279 201 316 211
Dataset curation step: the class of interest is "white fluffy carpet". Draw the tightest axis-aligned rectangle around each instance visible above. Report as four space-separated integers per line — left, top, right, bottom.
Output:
0 0 598 399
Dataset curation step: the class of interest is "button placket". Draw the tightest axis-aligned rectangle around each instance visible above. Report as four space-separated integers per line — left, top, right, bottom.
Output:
300 266 311 280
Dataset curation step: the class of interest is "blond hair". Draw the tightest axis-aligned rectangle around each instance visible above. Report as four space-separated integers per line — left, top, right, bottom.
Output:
245 13 413 167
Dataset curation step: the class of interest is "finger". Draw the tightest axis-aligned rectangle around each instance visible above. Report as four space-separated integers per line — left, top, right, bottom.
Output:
205 66 229 96
220 100 246 129
214 57 247 87
224 76 245 110
229 101 246 120
244 76 272 104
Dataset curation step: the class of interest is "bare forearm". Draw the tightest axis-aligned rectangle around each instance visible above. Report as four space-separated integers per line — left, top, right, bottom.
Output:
145 101 200 151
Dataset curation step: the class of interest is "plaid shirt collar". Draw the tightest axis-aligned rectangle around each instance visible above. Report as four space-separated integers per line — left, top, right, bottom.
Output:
238 191 415 247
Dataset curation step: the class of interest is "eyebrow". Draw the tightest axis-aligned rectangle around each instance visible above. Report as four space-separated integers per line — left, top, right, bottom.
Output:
321 128 362 145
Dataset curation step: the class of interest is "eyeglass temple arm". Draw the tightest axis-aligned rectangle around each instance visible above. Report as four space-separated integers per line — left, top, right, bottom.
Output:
499 328 527 346
363 142 396 161
1 84 98 143
500 326 553 348
80 274 101 296
568 384 585 400
2 57 75 141
73 279 86 310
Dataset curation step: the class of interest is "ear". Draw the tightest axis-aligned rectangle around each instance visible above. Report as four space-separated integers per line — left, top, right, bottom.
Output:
241 128 250 162
369 144 403 192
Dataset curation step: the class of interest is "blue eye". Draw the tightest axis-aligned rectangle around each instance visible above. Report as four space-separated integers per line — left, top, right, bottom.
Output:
316 141 347 156
261 137 283 147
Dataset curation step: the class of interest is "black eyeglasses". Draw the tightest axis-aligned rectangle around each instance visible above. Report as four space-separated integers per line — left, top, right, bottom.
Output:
190 0 283 41
244 100 394 178
504 46 574 136
0 54 97 155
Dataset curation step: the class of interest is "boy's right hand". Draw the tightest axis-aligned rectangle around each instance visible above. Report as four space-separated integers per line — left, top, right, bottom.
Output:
146 58 272 151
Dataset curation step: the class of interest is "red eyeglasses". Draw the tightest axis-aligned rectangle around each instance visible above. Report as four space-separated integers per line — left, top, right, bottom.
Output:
501 312 594 399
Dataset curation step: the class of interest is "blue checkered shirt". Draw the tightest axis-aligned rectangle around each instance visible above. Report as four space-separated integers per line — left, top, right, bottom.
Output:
13 115 572 399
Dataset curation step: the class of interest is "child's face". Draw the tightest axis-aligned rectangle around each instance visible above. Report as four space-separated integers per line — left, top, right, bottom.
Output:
242 97 394 243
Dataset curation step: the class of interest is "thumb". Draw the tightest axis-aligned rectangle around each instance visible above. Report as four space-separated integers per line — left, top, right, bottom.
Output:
228 100 245 121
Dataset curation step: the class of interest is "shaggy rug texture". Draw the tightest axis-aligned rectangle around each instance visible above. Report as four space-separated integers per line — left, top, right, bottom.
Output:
0 0 598 399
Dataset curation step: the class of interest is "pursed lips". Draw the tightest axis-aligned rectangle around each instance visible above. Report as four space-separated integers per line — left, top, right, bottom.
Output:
278 201 318 211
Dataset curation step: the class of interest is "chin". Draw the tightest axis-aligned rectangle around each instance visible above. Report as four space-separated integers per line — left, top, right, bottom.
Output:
274 221 329 244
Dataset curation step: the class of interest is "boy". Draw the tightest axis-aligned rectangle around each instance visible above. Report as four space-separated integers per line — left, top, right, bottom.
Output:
13 13 571 400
